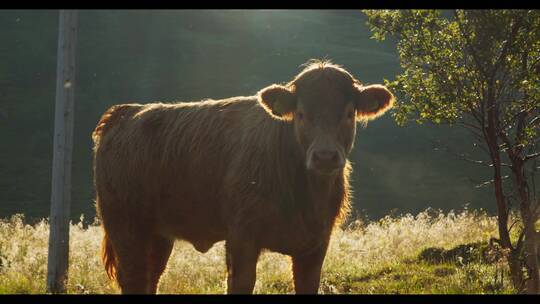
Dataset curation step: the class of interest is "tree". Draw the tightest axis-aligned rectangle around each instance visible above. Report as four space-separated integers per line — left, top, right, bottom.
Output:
363 9 540 293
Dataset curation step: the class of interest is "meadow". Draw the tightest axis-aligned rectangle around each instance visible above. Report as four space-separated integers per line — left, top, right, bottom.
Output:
0 208 516 294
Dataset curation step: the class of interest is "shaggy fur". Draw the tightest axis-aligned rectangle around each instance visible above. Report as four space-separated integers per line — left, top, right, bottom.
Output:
93 60 394 294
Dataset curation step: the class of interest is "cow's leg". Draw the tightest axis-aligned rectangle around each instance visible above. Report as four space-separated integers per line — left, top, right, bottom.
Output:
291 242 329 294
106 215 158 294
225 237 261 294
147 236 175 294
114 235 152 294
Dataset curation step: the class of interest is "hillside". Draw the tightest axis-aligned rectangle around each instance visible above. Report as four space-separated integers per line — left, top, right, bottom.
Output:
0 10 493 221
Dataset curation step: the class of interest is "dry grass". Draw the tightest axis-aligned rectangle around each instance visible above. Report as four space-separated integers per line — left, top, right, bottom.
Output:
0 209 514 294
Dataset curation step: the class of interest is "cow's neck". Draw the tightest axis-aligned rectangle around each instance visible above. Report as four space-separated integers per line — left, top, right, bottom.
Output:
307 170 341 198
307 169 344 225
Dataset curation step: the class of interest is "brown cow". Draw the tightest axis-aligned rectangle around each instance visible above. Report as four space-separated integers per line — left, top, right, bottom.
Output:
92 59 394 294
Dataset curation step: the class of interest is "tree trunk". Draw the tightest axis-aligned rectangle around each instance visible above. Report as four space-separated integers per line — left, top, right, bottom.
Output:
512 161 540 293
489 147 524 290
484 82 526 291
523 222 539 293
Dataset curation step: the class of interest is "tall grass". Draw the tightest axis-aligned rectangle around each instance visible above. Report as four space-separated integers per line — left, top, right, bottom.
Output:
0 209 512 294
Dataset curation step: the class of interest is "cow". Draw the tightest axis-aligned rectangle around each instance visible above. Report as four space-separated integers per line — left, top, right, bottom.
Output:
92 59 394 294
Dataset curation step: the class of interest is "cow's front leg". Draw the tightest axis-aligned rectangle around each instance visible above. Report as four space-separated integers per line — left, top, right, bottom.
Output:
292 241 329 294
225 237 261 294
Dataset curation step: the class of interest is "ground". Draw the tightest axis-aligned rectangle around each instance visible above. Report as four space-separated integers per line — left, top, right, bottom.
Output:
0 209 516 294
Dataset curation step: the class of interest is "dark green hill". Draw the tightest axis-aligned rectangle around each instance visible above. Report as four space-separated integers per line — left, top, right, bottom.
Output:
0 10 493 222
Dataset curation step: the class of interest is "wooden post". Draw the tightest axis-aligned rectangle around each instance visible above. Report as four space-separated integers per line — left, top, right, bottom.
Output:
47 10 78 294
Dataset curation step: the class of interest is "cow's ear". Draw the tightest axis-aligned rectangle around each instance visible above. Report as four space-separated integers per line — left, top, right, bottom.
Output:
353 84 394 121
258 84 297 120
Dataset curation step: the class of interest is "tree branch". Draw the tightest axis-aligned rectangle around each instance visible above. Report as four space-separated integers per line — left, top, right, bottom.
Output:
494 12 525 73
525 152 540 161
454 10 489 81
475 175 510 188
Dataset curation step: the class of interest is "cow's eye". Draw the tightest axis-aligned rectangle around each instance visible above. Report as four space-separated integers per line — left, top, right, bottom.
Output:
347 110 355 120
297 111 304 121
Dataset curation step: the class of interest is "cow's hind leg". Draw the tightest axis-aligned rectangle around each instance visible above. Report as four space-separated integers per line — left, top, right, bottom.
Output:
113 235 152 294
106 218 157 294
114 233 173 294
147 236 174 294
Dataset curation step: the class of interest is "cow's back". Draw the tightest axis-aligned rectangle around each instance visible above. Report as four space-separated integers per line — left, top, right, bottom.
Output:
93 98 254 249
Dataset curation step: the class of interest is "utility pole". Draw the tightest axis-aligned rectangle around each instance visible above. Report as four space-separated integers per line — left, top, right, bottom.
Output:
47 9 78 294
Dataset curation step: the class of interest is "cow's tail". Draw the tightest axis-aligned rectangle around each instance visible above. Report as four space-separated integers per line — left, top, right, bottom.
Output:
93 105 134 282
102 230 118 281
92 104 133 144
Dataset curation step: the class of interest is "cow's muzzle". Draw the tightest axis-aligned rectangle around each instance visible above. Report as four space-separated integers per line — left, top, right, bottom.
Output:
307 148 345 175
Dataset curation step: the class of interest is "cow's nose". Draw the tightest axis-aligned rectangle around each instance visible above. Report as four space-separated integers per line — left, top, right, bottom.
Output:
313 150 339 163
309 149 344 174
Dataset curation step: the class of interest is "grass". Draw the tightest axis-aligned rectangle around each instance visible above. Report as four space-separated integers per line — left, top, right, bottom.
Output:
0 209 516 294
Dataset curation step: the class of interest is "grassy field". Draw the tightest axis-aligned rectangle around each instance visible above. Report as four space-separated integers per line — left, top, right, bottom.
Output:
0 209 516 294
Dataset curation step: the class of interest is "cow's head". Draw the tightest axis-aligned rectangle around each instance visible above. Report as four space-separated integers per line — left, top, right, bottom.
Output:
258 60 394 176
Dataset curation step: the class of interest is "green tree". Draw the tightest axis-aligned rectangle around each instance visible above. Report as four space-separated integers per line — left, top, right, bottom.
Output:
363 9 540 293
